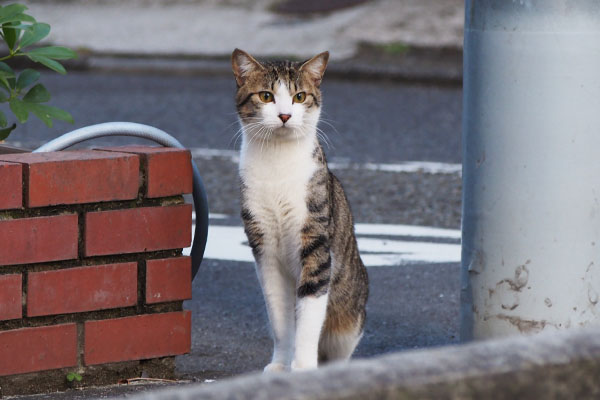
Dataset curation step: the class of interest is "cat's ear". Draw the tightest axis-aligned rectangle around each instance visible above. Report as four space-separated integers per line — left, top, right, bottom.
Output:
299 51 329 87
232 49 264 87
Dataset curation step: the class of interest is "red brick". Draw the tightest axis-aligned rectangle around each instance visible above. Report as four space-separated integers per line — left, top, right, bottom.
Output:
0 324 77 376
28 262 137 317
0 150 139 207
97 146 192 198
84 311 191 365
0 274 22 320
0 214 78 266
0 161 22 210
85 204 192 257
146 257 191 304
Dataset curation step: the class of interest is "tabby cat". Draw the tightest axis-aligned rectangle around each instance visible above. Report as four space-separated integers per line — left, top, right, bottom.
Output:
231 49 368 372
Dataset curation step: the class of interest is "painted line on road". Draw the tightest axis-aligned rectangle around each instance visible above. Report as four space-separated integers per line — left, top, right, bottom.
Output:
189 147 461 175
355 223 460 240
208 213 228 219
328 160 462 175
186 213 461 267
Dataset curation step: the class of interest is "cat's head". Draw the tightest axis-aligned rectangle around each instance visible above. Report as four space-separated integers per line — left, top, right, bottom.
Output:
231 48 329 142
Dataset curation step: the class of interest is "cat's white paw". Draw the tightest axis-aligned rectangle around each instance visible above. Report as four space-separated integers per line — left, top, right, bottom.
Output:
291 359 317 372
263 362 287 373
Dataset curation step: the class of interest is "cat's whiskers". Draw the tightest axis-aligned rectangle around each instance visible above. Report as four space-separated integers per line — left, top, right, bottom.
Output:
222 118 260 150
315 126 334 150
264 126 274 153
259 126 268 154
296 124 333 150
317 119 340 138
233 122 259 149
237 121 269 149
231 125 247 148
245 124 263 148
249 124 270 153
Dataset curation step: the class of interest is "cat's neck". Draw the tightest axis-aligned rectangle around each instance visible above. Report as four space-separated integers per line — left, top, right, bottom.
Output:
239 125 320 182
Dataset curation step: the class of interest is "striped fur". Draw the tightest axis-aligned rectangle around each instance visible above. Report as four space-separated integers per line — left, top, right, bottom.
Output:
232 49 368 371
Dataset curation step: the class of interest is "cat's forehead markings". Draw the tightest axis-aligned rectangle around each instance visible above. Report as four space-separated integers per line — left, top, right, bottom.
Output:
275 81 291 100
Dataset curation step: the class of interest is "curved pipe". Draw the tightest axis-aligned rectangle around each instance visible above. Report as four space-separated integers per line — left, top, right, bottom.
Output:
34 122 208 280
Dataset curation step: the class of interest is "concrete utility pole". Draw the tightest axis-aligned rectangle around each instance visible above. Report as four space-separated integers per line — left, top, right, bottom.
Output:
461 0 600 340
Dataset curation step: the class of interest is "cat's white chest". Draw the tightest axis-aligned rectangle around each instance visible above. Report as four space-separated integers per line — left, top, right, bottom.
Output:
240 138 317 268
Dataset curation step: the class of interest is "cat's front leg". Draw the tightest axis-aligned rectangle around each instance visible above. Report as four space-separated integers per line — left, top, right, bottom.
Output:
255 254 296 373
292 290 329 370
292 236 332 371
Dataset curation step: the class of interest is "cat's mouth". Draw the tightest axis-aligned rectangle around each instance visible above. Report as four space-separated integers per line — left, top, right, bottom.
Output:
273 125 300 137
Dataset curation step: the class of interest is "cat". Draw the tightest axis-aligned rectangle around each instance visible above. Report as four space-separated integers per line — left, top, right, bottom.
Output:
231 49 369 372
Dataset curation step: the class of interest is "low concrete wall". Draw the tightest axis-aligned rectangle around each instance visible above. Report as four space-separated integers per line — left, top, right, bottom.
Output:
126 327 600 399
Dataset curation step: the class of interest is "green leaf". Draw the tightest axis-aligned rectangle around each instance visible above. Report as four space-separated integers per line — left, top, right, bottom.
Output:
0 79 9 92
19 22 50 49
9 98 28 123
1 23 33 31
16 68 40 90
0 62 15 76
23 83 50 103
0 123 16 141
0 78 10 92
3 22 18 50
0 14 35 25
25 103 74 126
28 46 77 60
0 70 15 80
23 103 51 126
0 4 28 24
0 62 16 90
66 372 83 382
0 109 6 127
13 13 35 23
26 54 66 74
0 91 8 102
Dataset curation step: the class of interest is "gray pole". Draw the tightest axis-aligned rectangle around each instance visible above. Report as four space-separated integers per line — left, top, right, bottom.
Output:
461 0 600 340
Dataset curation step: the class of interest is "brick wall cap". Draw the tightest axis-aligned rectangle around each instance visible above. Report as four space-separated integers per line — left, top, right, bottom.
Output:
0 159 24 166
0 149 138 164
96 146 190 155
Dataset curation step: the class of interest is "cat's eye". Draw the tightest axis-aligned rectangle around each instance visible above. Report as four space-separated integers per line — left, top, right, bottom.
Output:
293 92 306 103
258 91 274 103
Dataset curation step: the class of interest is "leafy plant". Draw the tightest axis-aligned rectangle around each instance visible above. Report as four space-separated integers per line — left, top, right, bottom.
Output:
377 41 410 55
0 3 77 140
66 372 82 383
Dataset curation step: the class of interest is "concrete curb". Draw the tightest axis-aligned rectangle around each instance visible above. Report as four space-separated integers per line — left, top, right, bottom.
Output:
45 47 463 86
116 327 600 399
89 49 462 86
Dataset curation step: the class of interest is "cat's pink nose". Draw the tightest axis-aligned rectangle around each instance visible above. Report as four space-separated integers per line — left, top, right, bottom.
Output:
279 114 291 124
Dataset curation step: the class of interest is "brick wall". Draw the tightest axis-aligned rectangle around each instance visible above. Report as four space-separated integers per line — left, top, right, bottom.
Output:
0 146 194 395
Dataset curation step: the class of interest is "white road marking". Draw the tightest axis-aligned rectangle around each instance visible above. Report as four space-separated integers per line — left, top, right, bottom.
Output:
208 213 228 219
328 160 462 175
355 223 460 240
188 147 461 175
190 147 239 162
186 214 461 267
